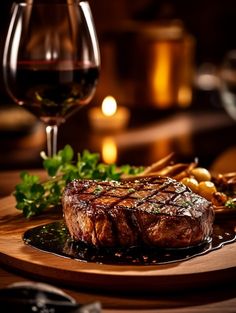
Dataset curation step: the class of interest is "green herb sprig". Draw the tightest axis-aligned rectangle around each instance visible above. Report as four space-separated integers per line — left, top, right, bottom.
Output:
14 145 144 218
225 198 236 209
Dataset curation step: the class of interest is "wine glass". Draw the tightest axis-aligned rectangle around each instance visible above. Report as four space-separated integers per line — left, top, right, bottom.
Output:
220 50 236 121
3 1 100 157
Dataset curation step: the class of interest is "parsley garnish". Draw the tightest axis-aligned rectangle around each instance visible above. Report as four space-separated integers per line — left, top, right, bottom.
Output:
128 188 135 193
13 145 144 218
225 199 236 209
93 185 104 195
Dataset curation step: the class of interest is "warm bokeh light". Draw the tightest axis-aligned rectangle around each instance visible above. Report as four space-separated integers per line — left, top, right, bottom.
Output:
151 42 172 108
101 96 117 116
177 86 192 107
102 136 117 164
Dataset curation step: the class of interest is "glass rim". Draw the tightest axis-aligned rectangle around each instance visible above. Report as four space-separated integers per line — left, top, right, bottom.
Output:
14 1 84 7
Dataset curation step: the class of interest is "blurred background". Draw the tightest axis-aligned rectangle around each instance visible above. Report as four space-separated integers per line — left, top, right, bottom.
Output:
1 0 236 172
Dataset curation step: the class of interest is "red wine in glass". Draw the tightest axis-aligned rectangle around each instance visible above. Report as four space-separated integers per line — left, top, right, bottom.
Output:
8 60 99 125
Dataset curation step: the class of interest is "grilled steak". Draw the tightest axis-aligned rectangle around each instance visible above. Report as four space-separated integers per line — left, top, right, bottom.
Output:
62 176 214 248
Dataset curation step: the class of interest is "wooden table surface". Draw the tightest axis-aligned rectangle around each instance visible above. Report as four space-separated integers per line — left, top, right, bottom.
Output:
0 107 236 312
0 169 235 312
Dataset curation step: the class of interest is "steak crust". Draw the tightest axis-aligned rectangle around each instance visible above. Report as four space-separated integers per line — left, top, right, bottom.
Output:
62 176 215 248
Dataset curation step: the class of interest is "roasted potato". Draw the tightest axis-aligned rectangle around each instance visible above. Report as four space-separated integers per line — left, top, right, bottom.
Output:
191 167 211 182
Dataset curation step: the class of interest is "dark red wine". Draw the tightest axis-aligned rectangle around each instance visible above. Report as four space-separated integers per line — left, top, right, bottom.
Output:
6 61 99 124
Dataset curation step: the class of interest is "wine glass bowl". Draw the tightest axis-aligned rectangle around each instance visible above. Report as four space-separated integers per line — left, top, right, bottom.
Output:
220 50 236 121
3 1 100 156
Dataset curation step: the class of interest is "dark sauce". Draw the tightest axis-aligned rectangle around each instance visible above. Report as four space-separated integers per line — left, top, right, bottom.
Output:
23 221 236 265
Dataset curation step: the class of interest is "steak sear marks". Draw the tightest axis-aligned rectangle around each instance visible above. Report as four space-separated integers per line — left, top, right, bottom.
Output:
62 176 215 248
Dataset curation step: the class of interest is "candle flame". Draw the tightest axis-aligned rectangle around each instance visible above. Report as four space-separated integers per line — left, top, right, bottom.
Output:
102 96 117 116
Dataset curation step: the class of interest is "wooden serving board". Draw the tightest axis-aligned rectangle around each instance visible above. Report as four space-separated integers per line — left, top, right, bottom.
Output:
0 196 235 292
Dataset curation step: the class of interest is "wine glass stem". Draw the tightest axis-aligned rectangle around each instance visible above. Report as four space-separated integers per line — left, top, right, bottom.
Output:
46 125 58 157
